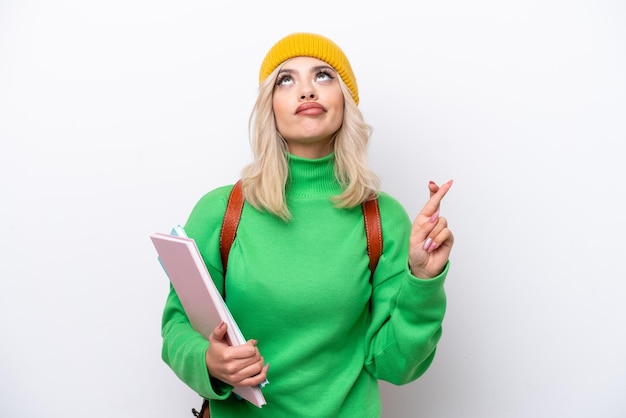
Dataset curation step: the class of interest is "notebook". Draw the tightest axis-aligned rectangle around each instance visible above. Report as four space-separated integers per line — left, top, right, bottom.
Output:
150 226 266 408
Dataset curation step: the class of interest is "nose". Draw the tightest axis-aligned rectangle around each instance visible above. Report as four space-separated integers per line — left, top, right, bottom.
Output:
299 86 317 101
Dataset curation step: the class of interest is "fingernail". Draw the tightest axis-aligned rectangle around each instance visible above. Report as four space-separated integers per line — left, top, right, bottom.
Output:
430 211 439 223
428 241 438 252
423 237 432 251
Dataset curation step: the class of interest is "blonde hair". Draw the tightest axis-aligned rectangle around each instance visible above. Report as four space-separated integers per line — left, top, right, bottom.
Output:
240 66 379 221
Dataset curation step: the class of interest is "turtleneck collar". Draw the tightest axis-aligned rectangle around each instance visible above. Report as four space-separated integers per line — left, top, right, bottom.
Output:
286 152 343 198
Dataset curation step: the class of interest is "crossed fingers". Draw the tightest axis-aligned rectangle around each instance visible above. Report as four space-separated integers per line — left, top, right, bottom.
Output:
409 179 454 278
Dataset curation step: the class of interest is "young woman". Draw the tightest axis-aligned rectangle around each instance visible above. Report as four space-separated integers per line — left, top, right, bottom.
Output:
161 32 454 418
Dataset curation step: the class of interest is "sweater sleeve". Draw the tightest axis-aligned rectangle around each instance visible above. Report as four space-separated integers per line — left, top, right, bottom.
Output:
364 193 448 385
160 185 235 400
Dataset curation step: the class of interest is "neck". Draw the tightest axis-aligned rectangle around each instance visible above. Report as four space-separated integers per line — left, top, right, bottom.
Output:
286 153 341 197
286 138 334 159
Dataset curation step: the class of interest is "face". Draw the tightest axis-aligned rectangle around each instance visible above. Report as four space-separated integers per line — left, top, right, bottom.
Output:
272 57 345 158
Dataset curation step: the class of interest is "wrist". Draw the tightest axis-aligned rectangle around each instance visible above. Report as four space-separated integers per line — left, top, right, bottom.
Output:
410 268 435 280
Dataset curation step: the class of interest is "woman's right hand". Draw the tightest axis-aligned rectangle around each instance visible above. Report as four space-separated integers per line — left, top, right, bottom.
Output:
206 322 269 387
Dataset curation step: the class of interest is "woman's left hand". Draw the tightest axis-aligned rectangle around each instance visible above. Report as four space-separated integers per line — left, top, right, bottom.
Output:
408 180 454 279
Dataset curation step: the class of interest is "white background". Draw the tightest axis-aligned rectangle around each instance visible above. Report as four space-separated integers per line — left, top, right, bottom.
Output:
1 1 625 417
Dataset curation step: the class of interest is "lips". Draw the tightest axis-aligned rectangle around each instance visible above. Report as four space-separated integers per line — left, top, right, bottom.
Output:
295 102 325 115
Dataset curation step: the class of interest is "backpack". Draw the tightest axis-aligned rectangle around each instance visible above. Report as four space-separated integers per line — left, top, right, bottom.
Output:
192 179 382 418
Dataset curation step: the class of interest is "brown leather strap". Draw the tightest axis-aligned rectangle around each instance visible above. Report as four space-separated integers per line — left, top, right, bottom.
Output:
362 194 382 278
219 179 244 275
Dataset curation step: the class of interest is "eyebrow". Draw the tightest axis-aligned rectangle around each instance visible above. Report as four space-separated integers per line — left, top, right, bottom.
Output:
278 64 336 76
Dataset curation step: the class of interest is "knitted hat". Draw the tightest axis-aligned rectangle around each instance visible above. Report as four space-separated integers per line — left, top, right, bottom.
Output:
259 32 359 105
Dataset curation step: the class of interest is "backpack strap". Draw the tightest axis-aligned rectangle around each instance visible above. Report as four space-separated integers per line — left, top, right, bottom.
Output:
219 180 382 280
362 194 382 278
219 179 245 276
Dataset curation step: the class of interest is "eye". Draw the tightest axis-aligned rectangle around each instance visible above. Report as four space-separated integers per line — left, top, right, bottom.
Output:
276 73 294 86
316 70 335 82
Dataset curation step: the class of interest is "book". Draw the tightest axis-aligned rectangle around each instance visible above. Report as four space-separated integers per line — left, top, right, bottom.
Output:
150 226 267 408
167 225 248 348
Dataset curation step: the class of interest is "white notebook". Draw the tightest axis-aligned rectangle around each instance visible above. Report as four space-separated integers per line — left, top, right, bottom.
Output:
150 226 267 408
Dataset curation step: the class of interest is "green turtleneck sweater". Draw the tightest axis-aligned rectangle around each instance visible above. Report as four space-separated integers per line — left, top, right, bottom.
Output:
161 153 448 418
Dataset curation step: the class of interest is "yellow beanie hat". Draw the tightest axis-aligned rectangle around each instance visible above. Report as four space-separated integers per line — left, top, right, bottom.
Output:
259 32 359 105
